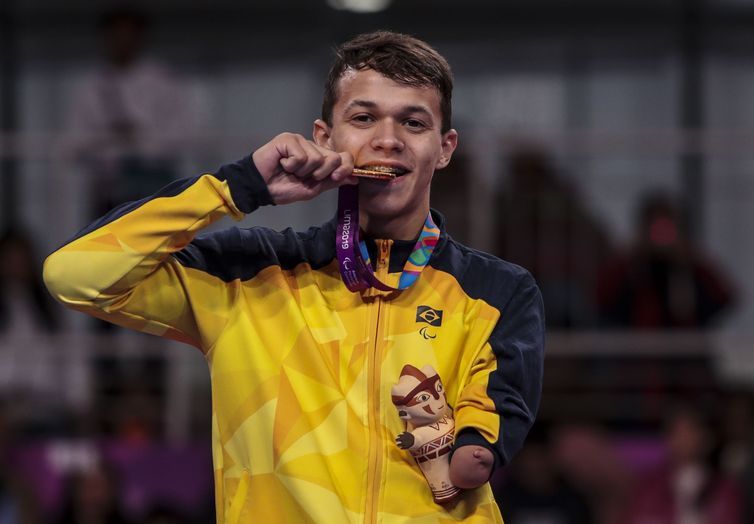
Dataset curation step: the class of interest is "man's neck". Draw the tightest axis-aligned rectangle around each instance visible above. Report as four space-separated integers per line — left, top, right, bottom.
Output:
360 207 429 241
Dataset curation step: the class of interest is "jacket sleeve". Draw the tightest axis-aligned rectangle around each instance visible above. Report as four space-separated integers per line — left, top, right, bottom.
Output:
43 156 273 351
452 271 545 469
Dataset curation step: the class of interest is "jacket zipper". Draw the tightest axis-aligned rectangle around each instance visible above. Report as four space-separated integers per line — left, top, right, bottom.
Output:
365 239 392 524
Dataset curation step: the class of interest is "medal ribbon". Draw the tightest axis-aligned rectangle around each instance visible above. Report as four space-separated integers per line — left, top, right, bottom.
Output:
336 184 440 292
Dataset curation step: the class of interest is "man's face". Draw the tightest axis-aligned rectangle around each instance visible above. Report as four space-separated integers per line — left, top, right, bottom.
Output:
315 69 457 223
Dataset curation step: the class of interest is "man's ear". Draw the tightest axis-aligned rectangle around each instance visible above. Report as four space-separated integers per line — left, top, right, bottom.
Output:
435 129 458 170
313 119 333 149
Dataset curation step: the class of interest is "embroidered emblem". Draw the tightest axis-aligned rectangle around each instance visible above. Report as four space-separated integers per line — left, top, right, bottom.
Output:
416 305 443 326
416 305 442 339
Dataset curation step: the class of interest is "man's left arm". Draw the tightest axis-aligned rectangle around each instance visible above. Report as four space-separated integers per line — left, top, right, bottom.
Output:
449 272 545 488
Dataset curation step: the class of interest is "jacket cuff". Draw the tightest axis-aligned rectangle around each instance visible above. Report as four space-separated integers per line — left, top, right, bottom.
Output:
218 155 274 213
451 428 503 477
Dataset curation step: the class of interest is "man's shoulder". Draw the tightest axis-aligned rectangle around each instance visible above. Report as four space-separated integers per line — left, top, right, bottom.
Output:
434 236 532 282
172 222 335 283
432 236 536 307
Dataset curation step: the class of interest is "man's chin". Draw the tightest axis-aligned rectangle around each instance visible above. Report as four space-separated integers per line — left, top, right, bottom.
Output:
361 201 403 218
361 197 411 219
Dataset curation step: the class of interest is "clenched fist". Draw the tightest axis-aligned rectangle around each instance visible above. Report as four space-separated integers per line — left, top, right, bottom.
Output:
252 132 357 205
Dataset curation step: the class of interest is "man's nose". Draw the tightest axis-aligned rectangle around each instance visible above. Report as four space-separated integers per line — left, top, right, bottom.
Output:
370 120 404 152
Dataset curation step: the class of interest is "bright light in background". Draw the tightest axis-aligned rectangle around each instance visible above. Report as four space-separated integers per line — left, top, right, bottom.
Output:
327 0 392 13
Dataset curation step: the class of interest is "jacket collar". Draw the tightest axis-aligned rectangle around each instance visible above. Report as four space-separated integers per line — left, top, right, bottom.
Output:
322 208 449 274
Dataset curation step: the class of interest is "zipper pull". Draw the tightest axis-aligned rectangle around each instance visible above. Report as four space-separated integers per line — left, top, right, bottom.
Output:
376 239 391 271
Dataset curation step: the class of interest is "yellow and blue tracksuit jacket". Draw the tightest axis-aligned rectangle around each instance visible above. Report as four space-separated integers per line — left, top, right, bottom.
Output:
43 156 545 524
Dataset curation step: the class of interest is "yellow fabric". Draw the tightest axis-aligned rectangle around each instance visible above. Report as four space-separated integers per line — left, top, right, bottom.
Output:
44 174 505 524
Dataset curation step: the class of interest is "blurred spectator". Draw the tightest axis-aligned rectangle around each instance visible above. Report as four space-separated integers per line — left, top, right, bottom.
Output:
496 145 610 328
64 7 198 213
0 227 59 335
623 404 742 524
0 401 39 524
597 191 735 328
92 356 165 441
497 424 593 524
551 424 633 524
56 460 128 524
110 378 162 444
1 227 62 415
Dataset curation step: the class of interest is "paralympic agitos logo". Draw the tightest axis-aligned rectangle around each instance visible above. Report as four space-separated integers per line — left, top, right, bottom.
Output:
416 305 443 340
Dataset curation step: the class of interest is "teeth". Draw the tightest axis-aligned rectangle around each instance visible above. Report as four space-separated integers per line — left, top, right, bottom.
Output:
355 165 407 177
353 169 395 180
367 165 402 174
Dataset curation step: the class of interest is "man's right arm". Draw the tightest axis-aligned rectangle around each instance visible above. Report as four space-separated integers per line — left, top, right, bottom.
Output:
43 133 355 351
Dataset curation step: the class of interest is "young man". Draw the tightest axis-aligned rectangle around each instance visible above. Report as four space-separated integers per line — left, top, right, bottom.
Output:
44 31 545 523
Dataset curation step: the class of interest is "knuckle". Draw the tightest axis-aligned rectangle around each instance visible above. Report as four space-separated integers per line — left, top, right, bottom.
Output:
280 132 304 143
311 153 325 167
288 154 305 166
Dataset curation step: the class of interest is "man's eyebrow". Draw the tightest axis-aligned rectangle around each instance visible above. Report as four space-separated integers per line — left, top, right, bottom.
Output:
342 99 377 112
342 100 435 120
401 105 434 119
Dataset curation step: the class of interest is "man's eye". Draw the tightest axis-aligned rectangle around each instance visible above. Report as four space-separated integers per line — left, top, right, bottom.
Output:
352 114 373 123
404 119 425 129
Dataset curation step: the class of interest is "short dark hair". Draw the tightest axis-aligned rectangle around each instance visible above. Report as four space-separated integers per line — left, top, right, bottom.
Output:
322 31 454 133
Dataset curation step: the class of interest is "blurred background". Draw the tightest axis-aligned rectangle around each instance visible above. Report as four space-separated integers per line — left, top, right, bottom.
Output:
1 0 754 522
